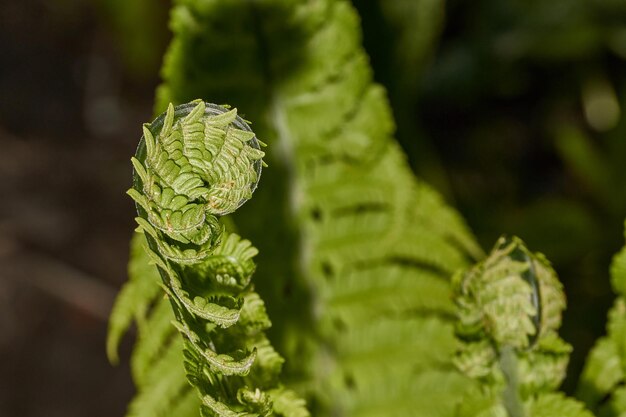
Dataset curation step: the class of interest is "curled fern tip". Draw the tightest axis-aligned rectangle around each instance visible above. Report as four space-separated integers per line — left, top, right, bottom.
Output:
128 100 265 264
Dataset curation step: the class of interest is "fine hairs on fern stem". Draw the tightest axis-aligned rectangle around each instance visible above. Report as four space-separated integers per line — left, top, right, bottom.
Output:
126 100 309 416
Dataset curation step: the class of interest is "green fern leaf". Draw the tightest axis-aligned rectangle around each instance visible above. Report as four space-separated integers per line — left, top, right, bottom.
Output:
130 296 176 384
527 393 594 417
107 232 162 364
127 338 195 417
154 1 483 415
268 388 310 417
121 100 309 417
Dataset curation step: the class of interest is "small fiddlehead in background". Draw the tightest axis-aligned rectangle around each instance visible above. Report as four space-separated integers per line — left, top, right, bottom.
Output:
127 100 309 417
453 236 592 417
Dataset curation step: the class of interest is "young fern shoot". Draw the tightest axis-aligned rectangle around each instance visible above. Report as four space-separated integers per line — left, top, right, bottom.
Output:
453 236 592 417
126 100 309 417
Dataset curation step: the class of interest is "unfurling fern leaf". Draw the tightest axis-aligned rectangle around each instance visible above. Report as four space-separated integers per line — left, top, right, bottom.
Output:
453 236 593 417
112 100 309 417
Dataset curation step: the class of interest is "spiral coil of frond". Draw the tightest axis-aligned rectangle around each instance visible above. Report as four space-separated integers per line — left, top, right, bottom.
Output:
127 100 309 417
129 100 264 264
453 236 577 416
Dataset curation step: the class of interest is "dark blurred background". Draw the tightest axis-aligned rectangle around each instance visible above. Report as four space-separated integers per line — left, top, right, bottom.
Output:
0 0 169 415
2 0 626 415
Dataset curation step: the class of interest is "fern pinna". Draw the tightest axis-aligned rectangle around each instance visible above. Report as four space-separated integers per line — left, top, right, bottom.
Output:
109 100 309 417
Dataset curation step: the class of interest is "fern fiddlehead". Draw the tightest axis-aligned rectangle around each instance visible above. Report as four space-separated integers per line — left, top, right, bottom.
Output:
124 100 308 417
453 236 592 417
129 100 263 264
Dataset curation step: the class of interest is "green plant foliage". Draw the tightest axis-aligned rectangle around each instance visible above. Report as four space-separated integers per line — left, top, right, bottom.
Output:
109 231 197 417
110 100 309 417
107 231 163 365
453 236 593 417
106 2 624 417
153 0 486 415
577 225 626 417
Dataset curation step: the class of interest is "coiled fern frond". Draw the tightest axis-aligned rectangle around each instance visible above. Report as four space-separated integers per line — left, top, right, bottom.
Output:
129 100 263 264
453 236 593 417
109 100 309 417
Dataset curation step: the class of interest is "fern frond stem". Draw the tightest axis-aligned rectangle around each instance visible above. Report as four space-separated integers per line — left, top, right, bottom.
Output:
500 346 525 417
